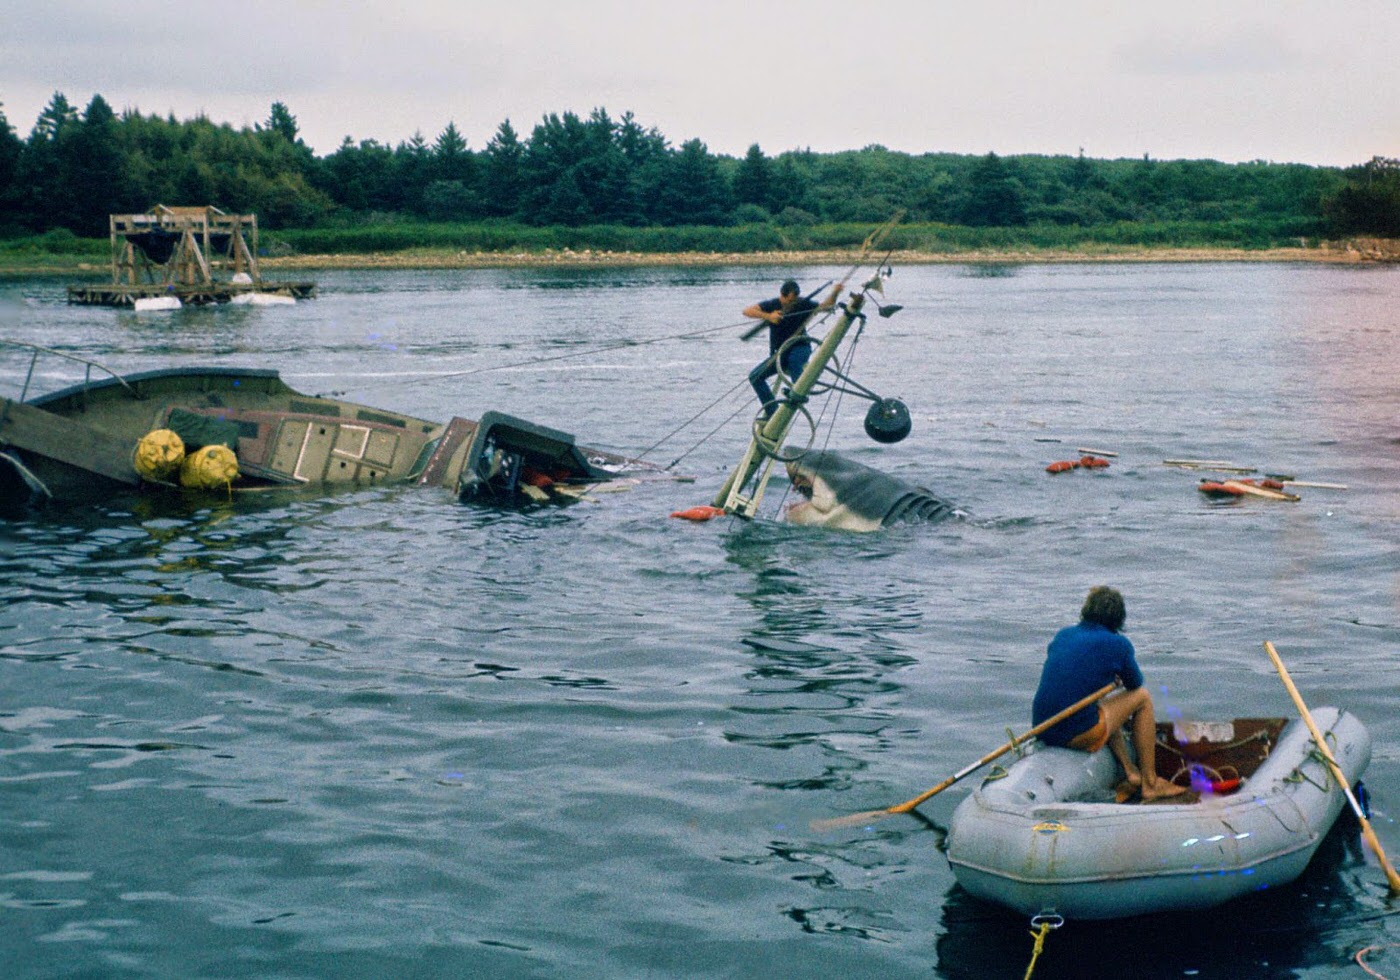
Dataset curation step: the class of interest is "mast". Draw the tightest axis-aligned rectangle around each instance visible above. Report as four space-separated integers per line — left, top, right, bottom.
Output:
713 290 866 517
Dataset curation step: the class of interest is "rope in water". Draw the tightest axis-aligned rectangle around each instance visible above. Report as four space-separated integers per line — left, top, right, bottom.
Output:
1357 944 1400 979
1023 915 1062 979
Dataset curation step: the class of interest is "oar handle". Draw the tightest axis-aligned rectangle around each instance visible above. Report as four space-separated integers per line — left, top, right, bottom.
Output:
1264 641 1400 895
889 681 1118 814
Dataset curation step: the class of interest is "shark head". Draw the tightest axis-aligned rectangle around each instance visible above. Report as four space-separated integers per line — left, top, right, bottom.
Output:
784 451 954 532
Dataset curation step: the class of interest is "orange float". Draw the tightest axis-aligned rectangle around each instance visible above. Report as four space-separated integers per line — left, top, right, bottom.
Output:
670 505 727 522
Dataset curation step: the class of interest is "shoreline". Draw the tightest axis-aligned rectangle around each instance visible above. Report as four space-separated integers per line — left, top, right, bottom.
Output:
260 240 1399 270
7 240 1397 277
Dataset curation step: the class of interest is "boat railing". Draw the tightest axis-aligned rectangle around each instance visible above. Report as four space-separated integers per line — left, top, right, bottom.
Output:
1 340 139 406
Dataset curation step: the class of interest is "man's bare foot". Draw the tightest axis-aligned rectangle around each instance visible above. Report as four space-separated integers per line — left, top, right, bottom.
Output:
1141 778 1189 801
1121 770 1142 788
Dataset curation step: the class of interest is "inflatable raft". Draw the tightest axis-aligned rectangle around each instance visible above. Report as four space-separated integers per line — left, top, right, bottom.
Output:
945 707 1369 920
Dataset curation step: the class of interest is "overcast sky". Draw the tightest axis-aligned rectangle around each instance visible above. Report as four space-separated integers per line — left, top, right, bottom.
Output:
2 0 1395 166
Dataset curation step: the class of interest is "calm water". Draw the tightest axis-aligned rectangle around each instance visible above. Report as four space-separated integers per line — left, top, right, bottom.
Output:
2 262 1398 979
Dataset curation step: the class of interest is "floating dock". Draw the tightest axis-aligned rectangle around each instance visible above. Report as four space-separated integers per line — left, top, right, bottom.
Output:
67 281 316 306
66 204 315 307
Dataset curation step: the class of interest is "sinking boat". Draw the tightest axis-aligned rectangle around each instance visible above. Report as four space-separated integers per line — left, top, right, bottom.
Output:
1 342 668 513
943 707 1370 920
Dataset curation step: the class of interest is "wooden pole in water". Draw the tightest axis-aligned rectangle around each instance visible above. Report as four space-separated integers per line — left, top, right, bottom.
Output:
1264 641 1400 895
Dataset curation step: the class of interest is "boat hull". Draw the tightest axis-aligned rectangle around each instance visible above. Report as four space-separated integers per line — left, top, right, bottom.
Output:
2 359 662 512
944 707 1369 919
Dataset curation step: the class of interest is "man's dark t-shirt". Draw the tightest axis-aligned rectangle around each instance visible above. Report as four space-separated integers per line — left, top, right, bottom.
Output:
1032 621 1144 747
757 296 820 354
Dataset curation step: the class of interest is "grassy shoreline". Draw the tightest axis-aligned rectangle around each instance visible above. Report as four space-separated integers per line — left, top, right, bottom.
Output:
5 240 1397 278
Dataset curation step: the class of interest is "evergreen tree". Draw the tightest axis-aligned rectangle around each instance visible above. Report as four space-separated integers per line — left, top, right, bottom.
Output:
1069 147 1094 190
424 122 477 217
579 108 642 224
257 101 317 181
0 102 23 228
733 144 773 210
432 122 473 182
1323 156 1400 236
481 119 525 218
29 91 79 142
960 151 1028 226
769 153 815 218
540 168 592 226
394 132 433 214
320 136 398 211
519 111 595 224
653 139 730 225
266 101 300 144
15 92 82 229
57 94 128 235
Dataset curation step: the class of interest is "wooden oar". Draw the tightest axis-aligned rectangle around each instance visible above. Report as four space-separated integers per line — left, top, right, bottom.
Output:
1264 641 1400 895
810 682 1118 831
1223 480 1300 502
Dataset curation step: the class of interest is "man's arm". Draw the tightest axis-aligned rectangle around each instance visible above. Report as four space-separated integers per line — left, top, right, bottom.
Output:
743 300 782 324
816 281 847 312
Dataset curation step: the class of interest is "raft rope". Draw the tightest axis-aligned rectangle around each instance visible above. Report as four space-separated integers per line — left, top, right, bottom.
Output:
1022 913 1062 980
1155 728 1273 760
1284 747 1338 792
1357 943 1400 979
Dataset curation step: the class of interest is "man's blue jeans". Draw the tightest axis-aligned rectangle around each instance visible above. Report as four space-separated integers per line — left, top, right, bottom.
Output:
749 338 813 418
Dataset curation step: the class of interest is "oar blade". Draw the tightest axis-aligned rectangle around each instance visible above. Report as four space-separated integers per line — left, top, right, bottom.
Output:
809 808 897 832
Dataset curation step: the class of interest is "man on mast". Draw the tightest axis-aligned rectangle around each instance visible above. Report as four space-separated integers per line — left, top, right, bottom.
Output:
742 278 845 418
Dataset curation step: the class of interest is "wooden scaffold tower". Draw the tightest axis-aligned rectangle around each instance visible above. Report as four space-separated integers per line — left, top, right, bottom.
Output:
67 204 315 307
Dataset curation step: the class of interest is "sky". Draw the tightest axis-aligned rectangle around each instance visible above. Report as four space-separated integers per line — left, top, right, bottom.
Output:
1 0 1396 167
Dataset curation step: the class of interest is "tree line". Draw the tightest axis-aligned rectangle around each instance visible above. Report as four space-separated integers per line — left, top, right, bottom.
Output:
1 92 1396 243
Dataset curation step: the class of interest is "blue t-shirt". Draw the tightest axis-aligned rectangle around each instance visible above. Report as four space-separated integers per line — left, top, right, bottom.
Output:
1032 621 1144 747
758 296 820 354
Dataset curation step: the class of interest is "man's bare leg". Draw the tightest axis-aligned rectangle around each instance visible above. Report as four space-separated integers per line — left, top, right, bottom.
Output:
1101 688 1186 800
1106 730 1140 787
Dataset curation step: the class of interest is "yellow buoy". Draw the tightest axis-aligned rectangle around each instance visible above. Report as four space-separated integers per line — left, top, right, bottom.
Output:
179 444 239 490
133 429 186 482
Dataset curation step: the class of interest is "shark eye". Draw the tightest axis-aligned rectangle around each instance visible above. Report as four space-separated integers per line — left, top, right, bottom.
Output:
793 479 813 499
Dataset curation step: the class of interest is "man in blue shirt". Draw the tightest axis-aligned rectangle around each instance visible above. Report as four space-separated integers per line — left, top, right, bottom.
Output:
742 279 845 418
1033 586 1186 800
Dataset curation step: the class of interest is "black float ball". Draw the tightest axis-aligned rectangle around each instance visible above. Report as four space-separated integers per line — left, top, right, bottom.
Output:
864 398 911 444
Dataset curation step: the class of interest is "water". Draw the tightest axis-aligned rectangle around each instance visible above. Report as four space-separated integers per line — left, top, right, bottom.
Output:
2 262 1398 979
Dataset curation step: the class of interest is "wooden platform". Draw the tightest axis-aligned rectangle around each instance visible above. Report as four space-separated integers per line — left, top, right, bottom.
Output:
66 281 317 307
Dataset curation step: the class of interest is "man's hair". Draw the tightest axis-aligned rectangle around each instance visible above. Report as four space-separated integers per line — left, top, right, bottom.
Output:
780 279 800 297
1080 586 1126 632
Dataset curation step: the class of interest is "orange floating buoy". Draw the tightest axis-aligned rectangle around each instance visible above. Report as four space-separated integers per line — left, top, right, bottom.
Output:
1198 481 1244 497
1046 460 1080 474
670 505 727 521
1079 455 1111 469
